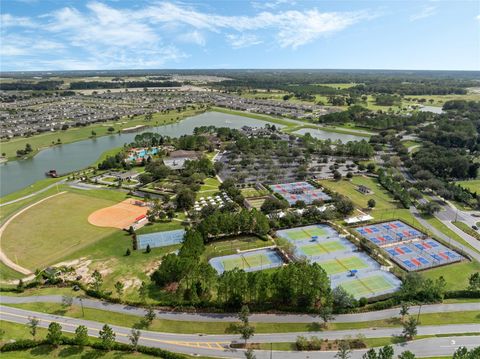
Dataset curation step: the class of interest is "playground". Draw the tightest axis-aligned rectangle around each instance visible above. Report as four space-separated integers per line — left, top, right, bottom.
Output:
276 224 401 298
269 181 331 205
354 221 464 271
209 248 285 274
88 199 148 229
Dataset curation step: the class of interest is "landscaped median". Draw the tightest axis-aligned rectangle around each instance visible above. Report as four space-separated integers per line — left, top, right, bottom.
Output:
3 302 480 335
453 221 480 241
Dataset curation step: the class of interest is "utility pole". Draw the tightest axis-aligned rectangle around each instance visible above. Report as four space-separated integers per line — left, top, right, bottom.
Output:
416 304 422 323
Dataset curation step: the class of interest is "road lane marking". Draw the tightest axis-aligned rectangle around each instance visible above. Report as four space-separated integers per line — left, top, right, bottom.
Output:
0 310 228 350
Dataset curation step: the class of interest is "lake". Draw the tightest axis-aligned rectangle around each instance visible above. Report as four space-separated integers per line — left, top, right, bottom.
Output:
292 128 366 142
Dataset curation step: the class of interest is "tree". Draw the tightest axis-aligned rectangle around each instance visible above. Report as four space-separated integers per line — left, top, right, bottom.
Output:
74 325 89 347
367 199 376 209
318 306 334 327
91 270 103 292
114 281 124 298
139 281 148 303
17 279 24 291
28 317 39 339
99 324 116 351
144 306 156 327
46 322 63 346
398 351 416 359
335 340 352 359
335 197 355 216
452 346 480 359
378 345 394 359
62 295 73 309
108 127 115 133
91 130 97 137
402 317 418 340
362 348 378 359
175 188 196 210
146 244 151 253
236 305 255 346
129 328 141 351
244 349 256 359
125 248 131 256
333 170 342 181
417 202 441 216
468 272 480 291
400 302 410 322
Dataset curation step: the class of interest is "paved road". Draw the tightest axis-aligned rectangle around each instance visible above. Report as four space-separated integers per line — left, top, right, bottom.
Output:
0 179 65 207
1 295 479 324
409 206 480 263
1 305 478 358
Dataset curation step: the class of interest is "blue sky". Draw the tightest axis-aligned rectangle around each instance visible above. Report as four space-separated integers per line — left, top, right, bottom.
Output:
1 0 479 71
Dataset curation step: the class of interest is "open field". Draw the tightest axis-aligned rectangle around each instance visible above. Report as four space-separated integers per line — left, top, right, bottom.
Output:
1 191 117 270
202 235 272 260
455 179 480 194
196 177 221 200
240 187 269 198
0 109 201 160
421 260 480 291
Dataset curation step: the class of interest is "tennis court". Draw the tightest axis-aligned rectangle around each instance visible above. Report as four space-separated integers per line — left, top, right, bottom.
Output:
209 248 285 274
269 181 332 205
277 224 401 298
318 256 369 275
137 229 186 250
338 273 399 298
299 241 346 256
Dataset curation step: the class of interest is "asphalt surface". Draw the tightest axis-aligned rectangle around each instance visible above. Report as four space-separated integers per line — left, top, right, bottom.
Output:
1 305 479 358
2 295 479 324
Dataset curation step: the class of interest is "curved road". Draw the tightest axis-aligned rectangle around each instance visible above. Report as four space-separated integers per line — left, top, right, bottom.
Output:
2 295 479 324
0 179 65 207
0 305 478 358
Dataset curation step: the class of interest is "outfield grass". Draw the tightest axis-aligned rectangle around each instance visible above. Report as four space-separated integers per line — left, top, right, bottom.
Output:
0 109 201 161
6 302 480 334
1 191 118 270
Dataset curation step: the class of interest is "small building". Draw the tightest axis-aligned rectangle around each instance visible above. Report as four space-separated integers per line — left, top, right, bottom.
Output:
163 150 200 170
356 185 373 195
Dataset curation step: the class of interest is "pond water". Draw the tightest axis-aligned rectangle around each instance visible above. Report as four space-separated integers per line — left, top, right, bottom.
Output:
0 112 283 196
293 128 367 142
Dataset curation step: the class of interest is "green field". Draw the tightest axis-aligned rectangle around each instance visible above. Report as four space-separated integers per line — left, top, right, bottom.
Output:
318 256 369 275
300 241 345 256
288 226 328 240
422 260 480 291
240 187 269 198
1 191 118 270
456 179 480 194
196 177 221 200
203 236 271 260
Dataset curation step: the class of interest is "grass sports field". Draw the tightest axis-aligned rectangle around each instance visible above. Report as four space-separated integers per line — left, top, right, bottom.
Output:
240 187 269 198
318 256 369 275
1 191 117 270
341 274 396 298
245 197 267 209
300 241 346 256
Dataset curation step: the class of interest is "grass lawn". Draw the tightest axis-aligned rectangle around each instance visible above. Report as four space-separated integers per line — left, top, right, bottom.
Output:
0 109 200 161
5 302 480 334
0 261 24 281
421 260 480 291
0 177 64 205
455 179 480 194
57 220 184 302
240 187 269 198
196 177 221 200
453 221 480 240
1 191 118 270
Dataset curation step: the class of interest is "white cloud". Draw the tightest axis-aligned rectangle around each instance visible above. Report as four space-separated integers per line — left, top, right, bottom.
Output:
251 0 295 10
0 14 36 28
476 14 480 21
177 30 206 46
226 34 262 49
410 6 436 21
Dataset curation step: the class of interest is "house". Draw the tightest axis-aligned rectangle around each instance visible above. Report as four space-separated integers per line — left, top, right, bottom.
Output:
357 185 373 195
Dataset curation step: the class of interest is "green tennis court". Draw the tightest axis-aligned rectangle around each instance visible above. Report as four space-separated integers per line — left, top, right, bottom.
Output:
301 241 346 256
222 253 271 271
318 256 369 275
342 274 396 298
288 226 328 240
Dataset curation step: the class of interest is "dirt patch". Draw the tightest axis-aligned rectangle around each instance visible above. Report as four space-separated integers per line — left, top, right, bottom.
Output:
145 259 162 276
123 278 142 291
88 199 148 229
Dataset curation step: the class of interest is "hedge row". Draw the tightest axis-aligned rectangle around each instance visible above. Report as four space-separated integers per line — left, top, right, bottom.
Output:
1 337 187 359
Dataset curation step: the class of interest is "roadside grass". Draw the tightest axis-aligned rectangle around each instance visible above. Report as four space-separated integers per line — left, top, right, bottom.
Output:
0 177 64 205
1 191 117 270
5 303 480 334
455 179 480 194
453 221 480 240
0 262 24 282
421 261 480 291
0 109 201 161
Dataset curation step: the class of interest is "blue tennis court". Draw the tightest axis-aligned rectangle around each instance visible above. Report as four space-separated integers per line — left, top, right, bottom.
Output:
137 229 185 249
269 181 331 205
